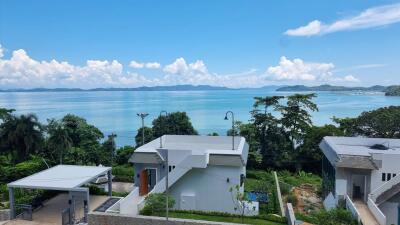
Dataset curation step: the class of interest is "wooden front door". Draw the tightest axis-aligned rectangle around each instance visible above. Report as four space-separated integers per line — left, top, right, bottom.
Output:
139 170 149 196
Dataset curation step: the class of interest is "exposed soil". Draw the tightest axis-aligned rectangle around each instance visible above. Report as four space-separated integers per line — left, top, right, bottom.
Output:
293 184 322 215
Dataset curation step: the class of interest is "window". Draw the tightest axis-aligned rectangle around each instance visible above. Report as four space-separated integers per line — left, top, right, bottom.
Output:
382 173 386 181
393 173 396 178
387 173 392 181
168 166 172 172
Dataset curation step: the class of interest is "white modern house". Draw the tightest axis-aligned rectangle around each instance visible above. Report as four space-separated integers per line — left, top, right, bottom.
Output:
106 135 258 216
320 136 400 225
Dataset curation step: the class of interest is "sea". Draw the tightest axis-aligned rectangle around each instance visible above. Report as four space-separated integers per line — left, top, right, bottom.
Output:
1 88 399 147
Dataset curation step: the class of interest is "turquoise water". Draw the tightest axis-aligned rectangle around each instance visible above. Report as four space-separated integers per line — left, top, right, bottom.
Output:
1 89 399 146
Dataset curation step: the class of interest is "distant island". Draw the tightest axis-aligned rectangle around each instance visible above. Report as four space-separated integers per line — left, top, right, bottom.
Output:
385 85 400 96
0 85 232 92
276 84 400 96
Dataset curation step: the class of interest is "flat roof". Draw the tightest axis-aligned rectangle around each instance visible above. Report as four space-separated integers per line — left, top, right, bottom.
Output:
135 135 244 153
322 136 400 156
130 135 248 166
8 165 111 191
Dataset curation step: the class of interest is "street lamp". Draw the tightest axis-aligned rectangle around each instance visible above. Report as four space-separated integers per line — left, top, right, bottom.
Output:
224 111 235 150
159 111 168 148
137 113 149 146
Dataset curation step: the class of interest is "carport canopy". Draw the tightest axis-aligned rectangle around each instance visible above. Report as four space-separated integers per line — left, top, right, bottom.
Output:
7 165 112 220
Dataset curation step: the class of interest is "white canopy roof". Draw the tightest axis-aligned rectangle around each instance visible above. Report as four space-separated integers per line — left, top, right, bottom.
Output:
8 165 111 191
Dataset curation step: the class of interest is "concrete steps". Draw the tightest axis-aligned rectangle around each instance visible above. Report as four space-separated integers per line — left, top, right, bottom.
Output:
354 200 380 225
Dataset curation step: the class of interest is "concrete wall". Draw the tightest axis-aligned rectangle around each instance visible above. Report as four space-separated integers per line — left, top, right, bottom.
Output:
169 165 244 214
335 167 371 201
379 192 400 225
0 209 10 221
88 212 238 225
371 153 400 192
285 203 296 225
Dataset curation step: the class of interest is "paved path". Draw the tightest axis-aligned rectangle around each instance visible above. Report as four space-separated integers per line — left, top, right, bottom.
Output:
5 193 108 225
112 182 134 193
354 200 380 225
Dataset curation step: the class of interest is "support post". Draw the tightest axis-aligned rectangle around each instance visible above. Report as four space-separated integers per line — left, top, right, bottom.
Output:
8 187 15 219
86 188 90 212
107 170 112 197
165 150 169 221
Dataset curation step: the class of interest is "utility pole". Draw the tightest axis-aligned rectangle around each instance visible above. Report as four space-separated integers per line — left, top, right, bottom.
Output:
137 113 149 146
108 133 117 166
159 111 168 148
224 111 235 150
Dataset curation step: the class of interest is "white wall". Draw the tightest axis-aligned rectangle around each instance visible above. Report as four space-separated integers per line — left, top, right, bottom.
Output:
379 201 398 225
371 153 400 192
169 165 245 214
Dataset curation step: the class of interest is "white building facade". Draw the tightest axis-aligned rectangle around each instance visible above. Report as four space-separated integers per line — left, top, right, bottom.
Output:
320 136 400 225
113 135 257 216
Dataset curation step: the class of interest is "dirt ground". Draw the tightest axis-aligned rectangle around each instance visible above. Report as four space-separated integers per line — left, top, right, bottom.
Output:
293 184 322 215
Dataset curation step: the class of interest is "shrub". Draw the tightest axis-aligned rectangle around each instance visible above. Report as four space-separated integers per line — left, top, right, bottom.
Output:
286 191 297 206
140 193 175 216
312 208 357 225
4 157 46 182
112 165 134 182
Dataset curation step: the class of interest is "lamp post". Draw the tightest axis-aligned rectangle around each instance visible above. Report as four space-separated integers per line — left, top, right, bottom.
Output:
224 111 235 150
137 113 149 146
158 110 169 221
159 111 168 148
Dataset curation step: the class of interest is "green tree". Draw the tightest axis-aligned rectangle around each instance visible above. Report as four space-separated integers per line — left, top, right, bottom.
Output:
46 119 72 164
135 127 154 147
278 93 318 147
152 112 198 137
115 146 135 165
58 114 104 165
228 121 261 169
0 114 44 164
102 133 117 166
298 125 343 173
0 108 14 122
251 96 290 169
334 106 400 138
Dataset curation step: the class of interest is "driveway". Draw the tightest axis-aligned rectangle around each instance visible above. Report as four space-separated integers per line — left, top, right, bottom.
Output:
4 193 108 225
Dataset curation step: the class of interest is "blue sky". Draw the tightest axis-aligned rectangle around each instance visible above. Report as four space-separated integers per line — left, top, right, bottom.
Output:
0 0 399 88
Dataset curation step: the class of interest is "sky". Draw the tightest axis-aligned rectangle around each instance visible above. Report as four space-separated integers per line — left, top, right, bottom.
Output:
0 0 399 88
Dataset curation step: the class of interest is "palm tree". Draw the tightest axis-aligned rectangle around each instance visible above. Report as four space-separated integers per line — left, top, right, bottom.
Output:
0 114 44 163
47 120 72 164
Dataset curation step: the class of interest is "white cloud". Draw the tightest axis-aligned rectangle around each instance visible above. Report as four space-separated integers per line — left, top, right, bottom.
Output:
163 57 208 75
129 60 144 69
0 45 362 89
285 20 322 36
343 75 359 82
0 44 4 58
285 3 400 36
266 56 359 83
129 60 161 69
145 62 161 69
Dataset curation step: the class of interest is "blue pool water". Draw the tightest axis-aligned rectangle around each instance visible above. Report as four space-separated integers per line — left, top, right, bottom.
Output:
0 89 399 146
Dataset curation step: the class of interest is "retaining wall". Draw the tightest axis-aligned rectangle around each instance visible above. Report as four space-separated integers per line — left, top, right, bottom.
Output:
0 209 10 221
88 212 244 225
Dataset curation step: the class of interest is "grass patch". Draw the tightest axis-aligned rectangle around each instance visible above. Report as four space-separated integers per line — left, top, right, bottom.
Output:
168 211 285 225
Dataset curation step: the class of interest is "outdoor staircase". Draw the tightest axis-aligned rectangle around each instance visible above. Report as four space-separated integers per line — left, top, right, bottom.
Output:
362 173 400 225
369 173 400 205
137 152 209 211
